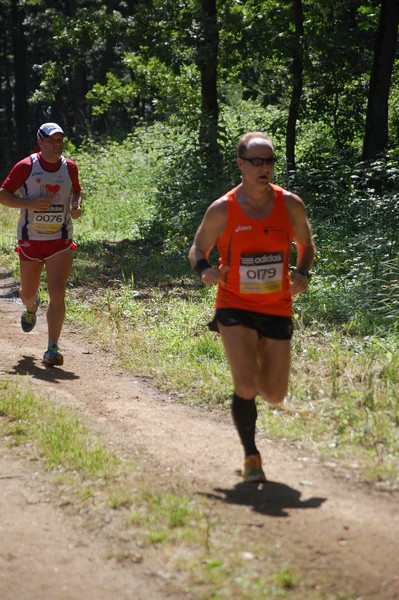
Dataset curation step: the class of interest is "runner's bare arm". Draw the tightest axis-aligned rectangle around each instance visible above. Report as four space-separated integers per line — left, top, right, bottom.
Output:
188 198 228 285
285 192 315 294
0 188 51 211
71 190 83 219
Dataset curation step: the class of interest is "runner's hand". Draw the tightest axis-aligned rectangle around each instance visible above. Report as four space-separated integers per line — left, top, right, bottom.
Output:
30 196 52 211
289 271 308 295
201 265 229 286
71 203 82 219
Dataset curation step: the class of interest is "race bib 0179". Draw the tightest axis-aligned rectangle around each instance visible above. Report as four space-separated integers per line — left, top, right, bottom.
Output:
239 251 283 294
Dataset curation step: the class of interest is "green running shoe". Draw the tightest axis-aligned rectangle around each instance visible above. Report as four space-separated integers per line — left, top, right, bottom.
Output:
42 343 64 367
21 296 40 333
242 454 267 483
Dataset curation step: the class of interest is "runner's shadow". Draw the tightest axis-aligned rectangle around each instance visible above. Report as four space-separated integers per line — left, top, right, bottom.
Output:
204 481 326 518
8 355 79 382
0 270 19 299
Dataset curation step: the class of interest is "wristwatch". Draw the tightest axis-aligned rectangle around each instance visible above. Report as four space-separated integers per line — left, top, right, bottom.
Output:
294 267 312 281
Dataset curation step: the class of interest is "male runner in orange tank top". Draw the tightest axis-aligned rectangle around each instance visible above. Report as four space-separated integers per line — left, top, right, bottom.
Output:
189 131 315 483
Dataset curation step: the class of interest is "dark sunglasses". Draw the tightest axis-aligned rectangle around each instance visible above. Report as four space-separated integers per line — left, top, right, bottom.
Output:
240 156 277 167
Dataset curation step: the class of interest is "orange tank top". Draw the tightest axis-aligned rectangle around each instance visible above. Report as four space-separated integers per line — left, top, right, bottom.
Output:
215 184 295 317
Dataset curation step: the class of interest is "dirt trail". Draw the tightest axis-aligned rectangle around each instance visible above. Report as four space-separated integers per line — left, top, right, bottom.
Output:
0 266 398 600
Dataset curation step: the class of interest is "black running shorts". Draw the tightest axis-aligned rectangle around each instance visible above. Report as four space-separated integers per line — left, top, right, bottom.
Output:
208 308 294 340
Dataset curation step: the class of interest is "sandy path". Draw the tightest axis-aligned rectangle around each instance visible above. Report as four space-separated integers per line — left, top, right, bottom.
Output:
0 266 398 599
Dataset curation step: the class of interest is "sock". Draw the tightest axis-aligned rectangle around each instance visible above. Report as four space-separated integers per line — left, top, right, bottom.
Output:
231 393 259 457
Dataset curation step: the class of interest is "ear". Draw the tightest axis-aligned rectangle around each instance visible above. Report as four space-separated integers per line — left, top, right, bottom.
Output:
236 156 243 170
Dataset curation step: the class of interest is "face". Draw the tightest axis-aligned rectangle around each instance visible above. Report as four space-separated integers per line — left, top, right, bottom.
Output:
38 133 64 162
237 138 276 187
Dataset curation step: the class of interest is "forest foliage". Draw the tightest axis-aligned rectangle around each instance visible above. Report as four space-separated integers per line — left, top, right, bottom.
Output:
1 0 398 163
1 0 399 334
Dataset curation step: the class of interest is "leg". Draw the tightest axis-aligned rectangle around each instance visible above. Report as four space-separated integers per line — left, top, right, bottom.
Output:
219 323 260 398
19 259 43 311
219 324 265 478
44 249 73 346
231 392 259 457
256 338 291 404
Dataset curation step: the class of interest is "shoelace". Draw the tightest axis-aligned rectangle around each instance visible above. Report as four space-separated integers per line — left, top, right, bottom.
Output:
23 310 36 323
46 345 59 355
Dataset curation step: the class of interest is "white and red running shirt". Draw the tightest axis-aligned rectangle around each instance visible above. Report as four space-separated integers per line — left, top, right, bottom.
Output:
1 153 82 241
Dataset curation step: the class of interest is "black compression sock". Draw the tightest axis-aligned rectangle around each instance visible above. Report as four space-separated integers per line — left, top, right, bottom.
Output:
231 393 259 457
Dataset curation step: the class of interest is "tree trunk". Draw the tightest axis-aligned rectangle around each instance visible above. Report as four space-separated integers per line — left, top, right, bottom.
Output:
362 0 399 160
198 0 219 161
10 0 29 158
71 61 88 141
286 0 304 172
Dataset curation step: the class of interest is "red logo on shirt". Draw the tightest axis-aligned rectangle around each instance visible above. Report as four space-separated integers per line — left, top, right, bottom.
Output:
45 184 61 194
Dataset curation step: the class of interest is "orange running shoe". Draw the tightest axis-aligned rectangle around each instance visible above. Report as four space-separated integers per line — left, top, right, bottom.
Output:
242 454 267 483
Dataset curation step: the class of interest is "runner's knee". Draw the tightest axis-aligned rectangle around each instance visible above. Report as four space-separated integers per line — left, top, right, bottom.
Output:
20 289 38 307
233 383 258 399
258 387 286 405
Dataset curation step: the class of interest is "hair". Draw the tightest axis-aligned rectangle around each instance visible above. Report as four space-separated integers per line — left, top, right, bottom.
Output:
237 131 274 157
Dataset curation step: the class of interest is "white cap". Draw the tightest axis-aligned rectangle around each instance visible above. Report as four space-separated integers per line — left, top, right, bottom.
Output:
37 122 64 139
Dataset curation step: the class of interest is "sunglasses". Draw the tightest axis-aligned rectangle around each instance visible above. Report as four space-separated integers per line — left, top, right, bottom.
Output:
240 156 277 167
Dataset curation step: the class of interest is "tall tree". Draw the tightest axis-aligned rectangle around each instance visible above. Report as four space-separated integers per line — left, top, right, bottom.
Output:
10 0 29 158
363 0 399 159
286 0 304 171
300 0 378 158
198 0 219 160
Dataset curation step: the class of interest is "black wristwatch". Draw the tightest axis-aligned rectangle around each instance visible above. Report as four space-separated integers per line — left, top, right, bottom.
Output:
294 267 312 281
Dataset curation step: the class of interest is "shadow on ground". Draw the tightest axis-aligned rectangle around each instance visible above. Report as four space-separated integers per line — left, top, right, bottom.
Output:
203 480 327 518
8 355 80 383
0 268 19 300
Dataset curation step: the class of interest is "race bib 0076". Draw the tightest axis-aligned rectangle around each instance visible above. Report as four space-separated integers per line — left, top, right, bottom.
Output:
32 204 64 234
239 251 283 294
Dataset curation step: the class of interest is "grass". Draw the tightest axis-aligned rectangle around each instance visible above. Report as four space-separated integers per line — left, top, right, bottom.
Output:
0 379 343 599
1 183 394 599
0 118 396 599
71 133 160 243
63 267 399 488
0 379 119 478
0 122 397 489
